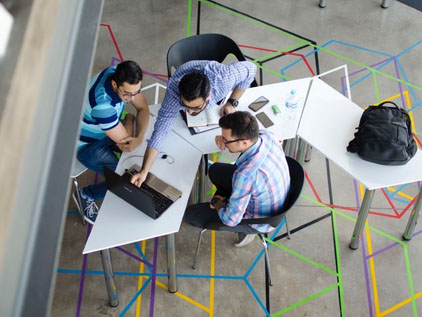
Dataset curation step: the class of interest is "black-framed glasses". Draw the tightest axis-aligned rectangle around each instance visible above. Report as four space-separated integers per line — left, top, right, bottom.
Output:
118 86 142 98
181 99 208 116
223 137 244 145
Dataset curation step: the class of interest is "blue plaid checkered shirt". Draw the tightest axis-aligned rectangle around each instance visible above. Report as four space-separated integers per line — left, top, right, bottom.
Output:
147 60 257 151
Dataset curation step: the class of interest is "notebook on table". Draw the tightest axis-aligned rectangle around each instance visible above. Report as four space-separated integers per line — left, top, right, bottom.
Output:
103 166 182 220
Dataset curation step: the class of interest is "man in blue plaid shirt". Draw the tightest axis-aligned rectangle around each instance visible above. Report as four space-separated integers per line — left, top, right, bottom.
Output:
184 111 291 247
131 60 257 187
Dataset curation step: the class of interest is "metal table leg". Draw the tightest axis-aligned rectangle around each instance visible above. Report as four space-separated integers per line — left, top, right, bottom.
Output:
296 138 307 165
403 186 422 241
283 137 297 158
381 0 390 8
319 0 327 8
100 249 119 307
349 189 375 250
200 155 207 202
166 233 178 293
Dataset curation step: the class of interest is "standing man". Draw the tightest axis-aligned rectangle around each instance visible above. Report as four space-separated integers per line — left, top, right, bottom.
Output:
184 111 291 247
130 60 257 187
74 60 149 224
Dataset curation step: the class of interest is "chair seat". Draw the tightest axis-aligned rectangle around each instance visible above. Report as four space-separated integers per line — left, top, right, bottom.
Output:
71 159 87 178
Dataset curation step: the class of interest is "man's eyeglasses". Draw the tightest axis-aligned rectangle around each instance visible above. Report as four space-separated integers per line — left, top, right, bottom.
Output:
181 99 208 116
223 137 244 145
118 86 142 98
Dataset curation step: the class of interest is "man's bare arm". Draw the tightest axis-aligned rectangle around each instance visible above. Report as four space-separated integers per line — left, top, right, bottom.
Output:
118 92 150 152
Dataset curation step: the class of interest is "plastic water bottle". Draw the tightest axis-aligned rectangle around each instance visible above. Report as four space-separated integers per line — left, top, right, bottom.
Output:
285 89 299 120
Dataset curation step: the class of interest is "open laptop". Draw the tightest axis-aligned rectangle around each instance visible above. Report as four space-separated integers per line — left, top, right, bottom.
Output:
103 165 182 220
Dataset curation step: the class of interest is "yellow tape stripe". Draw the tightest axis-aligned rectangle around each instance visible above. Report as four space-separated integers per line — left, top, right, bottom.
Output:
366 224 381 316
209 230 215 316
359 183 380 316
381 292 422 315
135 241 147 317
155 280 211 313
386 187 413 201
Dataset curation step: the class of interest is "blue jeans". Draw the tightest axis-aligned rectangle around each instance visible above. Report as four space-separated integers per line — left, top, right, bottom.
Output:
77 137 120 200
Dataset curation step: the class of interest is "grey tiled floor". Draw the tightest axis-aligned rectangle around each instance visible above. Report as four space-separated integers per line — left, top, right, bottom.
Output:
52 1 422 316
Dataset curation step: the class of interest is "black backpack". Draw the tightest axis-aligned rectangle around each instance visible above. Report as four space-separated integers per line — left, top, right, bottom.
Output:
347 101 417 165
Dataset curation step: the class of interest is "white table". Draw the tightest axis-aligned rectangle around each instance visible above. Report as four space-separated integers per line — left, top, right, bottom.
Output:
297 77 422 249
83 116 202 303
149 78 312 155
149 77 312 202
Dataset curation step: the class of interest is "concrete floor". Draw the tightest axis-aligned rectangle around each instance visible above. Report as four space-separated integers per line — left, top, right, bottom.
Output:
52 0 422 316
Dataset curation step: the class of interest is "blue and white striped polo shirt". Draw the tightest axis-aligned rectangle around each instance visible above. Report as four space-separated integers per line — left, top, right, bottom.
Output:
77 66 125 149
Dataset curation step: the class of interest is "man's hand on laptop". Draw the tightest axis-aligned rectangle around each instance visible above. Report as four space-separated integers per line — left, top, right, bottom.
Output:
117 136 142 152
131 170 148 187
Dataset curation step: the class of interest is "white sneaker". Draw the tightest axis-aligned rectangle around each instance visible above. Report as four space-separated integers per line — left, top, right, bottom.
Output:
234 233 256 247
72 188 98 225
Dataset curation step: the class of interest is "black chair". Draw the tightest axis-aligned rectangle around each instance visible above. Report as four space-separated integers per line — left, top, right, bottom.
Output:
166 33 258 87
190 156 305 313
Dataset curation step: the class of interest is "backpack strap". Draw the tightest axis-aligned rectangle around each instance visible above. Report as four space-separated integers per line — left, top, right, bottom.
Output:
377 101 399 109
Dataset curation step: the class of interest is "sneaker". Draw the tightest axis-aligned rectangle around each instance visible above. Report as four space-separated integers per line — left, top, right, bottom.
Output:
234 233 256 248
72 188 99 225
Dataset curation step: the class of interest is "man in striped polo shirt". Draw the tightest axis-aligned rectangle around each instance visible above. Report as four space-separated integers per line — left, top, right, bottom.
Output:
184 111 291 247
74 60 150 224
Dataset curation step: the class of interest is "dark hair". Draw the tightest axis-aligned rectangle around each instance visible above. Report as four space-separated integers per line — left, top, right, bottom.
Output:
111 60 143 87
178 72 210 101
219 111 259 141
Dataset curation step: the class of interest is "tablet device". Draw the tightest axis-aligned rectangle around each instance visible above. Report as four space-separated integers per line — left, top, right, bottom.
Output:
248 96 269 112
256 112 274 128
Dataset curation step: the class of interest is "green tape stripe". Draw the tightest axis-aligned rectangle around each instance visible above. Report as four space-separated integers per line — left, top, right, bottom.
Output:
403 244 418 316
302 194 417 316
198 0 308 46
258 64 291 81
301 194 405 245
265 238 337 276
186 0 192 37
271 283 339 316
198 0 422 90
331 211 345 316
206 188 216 196
212 152 235 163
314 46 421 90
373 71 380 103
415 131 422 137
252 43 307 63
301 194 355 221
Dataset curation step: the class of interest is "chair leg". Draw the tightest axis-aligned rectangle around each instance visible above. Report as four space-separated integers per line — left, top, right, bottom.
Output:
72 177 86 226
258 234 272 286
259 234 271 314
285 216 291 239
192 229 207 269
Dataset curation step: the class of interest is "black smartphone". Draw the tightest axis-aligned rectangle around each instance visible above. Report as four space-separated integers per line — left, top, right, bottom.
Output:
248 96 269 112
256 112 274 128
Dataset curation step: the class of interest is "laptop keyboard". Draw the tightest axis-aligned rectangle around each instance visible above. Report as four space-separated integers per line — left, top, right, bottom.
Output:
140 183 173 215
122 171 173 215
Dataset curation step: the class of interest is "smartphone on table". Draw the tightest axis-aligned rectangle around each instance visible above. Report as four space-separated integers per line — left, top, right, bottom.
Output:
248 96 269 112
256 112 274 128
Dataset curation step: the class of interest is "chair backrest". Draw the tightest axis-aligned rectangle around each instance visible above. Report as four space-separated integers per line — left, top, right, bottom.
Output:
280 156 305 213
206 156 304 231
166 33 257 86
238 156 304 229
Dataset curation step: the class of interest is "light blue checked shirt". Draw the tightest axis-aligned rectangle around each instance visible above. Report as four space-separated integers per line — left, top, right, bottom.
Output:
218 130 291 233
147 60 257 151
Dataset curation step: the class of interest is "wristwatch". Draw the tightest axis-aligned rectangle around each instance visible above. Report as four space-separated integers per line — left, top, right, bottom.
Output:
227 98 239 108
